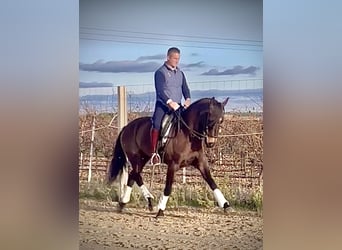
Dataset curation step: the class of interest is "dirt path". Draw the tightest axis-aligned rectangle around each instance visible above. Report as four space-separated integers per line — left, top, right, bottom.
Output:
79 200 263 250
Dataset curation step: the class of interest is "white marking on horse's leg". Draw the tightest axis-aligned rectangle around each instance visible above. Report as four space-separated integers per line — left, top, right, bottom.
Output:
121 186 132 203
119 164 129 201
157 195 169 210
140 184 154 201
213 189 229 208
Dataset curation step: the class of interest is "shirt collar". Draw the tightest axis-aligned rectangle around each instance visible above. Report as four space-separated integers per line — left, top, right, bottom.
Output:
164 62 178 71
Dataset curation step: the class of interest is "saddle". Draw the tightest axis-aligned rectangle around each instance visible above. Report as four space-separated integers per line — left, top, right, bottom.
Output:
157 110 180 153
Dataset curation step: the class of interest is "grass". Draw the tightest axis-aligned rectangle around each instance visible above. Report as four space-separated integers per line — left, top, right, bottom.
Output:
79 179 263 214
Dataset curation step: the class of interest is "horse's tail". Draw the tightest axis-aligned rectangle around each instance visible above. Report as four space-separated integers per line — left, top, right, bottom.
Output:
107 129 127 185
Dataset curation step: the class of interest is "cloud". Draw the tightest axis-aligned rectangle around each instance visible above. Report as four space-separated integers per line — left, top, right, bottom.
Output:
136 54 165 61
79 60 160 73
201 65 259 76
80 57 207 73
79 82 113 88
181 61 206 68
179 61 206 71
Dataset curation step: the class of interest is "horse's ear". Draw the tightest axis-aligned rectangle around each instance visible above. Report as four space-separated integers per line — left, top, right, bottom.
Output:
222 97 229 107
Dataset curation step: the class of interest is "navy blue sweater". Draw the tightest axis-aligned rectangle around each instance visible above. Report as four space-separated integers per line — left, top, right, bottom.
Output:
154 63 191 104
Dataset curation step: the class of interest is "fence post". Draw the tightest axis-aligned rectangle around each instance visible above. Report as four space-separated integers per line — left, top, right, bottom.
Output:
218 147 222 165
117 86 127 131
88 114 96 182
183 167 186 184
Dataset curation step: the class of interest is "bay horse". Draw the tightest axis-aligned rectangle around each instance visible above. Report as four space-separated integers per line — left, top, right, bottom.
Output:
107 97 230 217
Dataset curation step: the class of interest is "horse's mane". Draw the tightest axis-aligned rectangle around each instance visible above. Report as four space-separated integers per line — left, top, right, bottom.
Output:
189 97 212 106
184 98 215 116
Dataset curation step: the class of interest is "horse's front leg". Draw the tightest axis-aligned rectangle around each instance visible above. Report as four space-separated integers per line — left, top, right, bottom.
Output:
156 163 177 217
195 157 230 211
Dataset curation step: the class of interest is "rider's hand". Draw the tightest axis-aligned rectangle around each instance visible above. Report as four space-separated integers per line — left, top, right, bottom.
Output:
184 98 191 109
168 101 180 111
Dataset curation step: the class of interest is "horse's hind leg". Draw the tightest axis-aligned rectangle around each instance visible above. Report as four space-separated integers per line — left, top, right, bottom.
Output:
135 173 154 211
118 171 135 212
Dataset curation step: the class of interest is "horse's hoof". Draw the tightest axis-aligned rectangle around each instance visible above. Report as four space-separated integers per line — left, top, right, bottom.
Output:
147 198 153 211
156 209 164 218
223 202 230 213
118 202 126 212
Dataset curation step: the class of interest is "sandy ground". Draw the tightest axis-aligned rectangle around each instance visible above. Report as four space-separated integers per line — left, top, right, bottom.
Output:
79 200 263 250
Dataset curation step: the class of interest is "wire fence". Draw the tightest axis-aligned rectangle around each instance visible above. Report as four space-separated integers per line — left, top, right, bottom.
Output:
79 113 263 188
79 80 263 191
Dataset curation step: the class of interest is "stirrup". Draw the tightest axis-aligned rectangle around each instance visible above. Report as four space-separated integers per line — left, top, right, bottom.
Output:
150 152 161 165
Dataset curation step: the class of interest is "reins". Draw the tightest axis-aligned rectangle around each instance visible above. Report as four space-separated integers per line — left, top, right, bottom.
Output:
174 105 208 140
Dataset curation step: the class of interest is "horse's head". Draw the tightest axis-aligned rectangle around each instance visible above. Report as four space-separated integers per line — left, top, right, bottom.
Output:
181 97 229 148
203 97 229 148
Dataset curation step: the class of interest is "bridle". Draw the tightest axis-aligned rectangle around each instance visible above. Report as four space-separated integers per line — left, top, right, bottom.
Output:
174 99 219 141
177 111 207 140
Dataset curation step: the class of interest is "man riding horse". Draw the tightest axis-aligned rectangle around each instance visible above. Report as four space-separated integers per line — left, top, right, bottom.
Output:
150 47 191 164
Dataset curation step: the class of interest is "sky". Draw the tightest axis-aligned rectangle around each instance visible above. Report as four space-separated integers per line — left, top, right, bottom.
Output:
79 0 263 96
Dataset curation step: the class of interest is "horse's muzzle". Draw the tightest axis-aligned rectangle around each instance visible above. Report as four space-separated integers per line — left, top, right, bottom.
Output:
205 136 217 148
